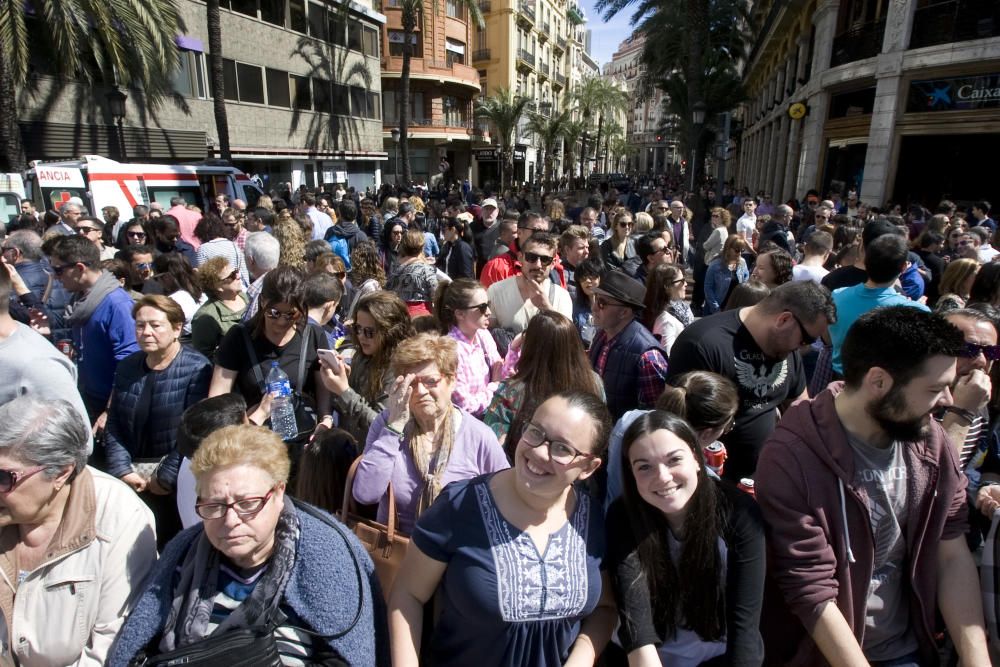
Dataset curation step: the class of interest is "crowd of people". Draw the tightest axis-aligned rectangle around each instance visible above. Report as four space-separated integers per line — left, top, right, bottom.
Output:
2 182 1000 666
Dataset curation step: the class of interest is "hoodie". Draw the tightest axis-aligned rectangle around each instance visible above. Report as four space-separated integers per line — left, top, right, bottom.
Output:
325 221 368 252
755 386 967 666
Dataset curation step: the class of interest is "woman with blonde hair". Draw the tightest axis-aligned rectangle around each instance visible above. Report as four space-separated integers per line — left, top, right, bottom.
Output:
634 211 654 233
704 235 749 314
191 256 247 358
702 207 731 265
271 212 307 268
935 257 979 312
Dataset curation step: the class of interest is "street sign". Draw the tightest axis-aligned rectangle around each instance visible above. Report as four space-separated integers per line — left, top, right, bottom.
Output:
473 148 498 161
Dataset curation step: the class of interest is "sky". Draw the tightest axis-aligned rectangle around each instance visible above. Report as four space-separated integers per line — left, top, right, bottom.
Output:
579 0 637 68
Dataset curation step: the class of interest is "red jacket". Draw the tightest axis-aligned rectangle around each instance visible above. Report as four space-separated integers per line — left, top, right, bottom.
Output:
479 240 566 288
755 386 968 666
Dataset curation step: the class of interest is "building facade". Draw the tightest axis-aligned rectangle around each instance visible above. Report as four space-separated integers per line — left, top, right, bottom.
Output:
379 0 483 186
737 0 1000 208
17 0 387 193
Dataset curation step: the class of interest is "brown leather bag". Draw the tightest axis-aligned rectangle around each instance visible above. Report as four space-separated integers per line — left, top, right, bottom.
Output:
338 457 409 602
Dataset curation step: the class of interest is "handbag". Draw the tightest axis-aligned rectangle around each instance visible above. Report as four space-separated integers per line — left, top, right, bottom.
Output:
338 457 409 602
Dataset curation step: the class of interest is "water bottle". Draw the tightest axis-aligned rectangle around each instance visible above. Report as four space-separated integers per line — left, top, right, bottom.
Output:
580 314 596 350
266 362 298 441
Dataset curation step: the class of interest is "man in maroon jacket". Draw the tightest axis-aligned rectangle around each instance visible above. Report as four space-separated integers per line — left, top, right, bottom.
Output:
757 306 990 667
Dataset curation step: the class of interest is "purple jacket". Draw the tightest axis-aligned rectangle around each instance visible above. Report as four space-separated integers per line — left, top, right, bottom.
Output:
352 409 509 534
755 386 968 666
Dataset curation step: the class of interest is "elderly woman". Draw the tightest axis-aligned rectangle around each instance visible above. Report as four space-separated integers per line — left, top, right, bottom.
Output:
104 295 213 546
0 397 156 666
108 425 388 666
351 333 509 535
191 255 247 359
389 391 617 667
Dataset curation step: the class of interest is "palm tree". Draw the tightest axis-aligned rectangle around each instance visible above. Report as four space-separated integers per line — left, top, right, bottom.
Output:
526 108 571 192
0 0 183 170
571 76 626 178
600 119 624 172
475 87 530 192
206 0 231 160
396 0 483 184
561 119 585 185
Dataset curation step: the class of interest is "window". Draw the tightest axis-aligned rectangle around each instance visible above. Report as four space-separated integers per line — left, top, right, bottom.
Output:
173 49 208 99
222 58 239 101
308 3 327 40
328 15 346 46
332 83 349 115
368 91 381 120
388 30 421 57
231 0 257 17
475 27 486 50
237 62 265 103
291 74 311 110
363 26 379 57
289 0 306 31
348 22 362 51
442 95 465 126
260 0 284 25
312 78 331 112
446 38 465 66
266 68 291 107
446 0 463 18
351 86 368 116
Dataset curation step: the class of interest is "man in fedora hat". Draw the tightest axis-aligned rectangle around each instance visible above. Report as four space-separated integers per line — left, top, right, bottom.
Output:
588 270 669 420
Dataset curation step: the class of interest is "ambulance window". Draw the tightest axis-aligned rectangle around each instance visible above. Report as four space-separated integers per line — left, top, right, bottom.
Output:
0 194 18 224
148 188 200 208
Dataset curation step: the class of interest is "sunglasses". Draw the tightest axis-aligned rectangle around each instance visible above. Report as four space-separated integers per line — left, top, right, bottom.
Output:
960 342 1000 361
223 269 240 282
0 466 45 493
790 312 818 345
594 296 626 309
76 226 100 234
127 231 146 238
351 324 377 340
264 307 300 322
461 302 489 314
617 221 634 228
51 263 78 276
135 262 153 271
523 251 554 266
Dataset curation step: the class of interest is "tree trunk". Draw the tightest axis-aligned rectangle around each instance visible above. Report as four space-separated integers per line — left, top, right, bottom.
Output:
579 135 586 181
686 0 707 189
0 55 26 172
593 113 604 176
400 11 415 186
207 0 231 161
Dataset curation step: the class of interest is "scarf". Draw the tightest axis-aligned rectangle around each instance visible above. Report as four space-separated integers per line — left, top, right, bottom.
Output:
158 496 300 652
405 407 457 518
66 270 122 326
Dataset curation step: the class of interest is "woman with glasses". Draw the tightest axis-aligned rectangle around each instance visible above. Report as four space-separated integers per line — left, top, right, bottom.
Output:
109 424 388 667
321 291 414 443
642 263 689 354
104 295 212 547
435 279 505 417
0 396 156 667
600 211 639 272
389 391 616 667
193 213 249 289
118 220 149 249
209 267 331 438
191 256 247 359
606 411 764 667
352 333 508 535
704 236 750 315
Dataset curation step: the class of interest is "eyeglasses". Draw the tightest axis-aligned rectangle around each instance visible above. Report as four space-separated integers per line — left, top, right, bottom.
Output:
412 375 443 388
523 251 554 266
789 312 818 346
135 262 153 272
578 275 599 285
521 422 595 465
617 221 634 228
76 226 100 235
0 466 45 493
195 487 277 520
264 307 300 322
50 263 78 276
959 342 1000 361
460 302 489 314
351 324 377 339
670 277 686 285
127 231 146 238
223 269 240 282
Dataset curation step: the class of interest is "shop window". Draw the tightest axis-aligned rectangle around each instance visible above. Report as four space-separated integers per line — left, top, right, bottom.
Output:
313 78 331 112
348 22 363 51
363 26 380 57
173 49 208 99
332 84 350 115
291 74 311 110
289 0 307 31
266 68 291 107
222 58 239 101
308 3 327 40
237 62 265 104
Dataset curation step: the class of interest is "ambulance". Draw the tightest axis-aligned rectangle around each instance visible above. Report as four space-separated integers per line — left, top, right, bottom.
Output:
24 155 265 216
0 173 27 225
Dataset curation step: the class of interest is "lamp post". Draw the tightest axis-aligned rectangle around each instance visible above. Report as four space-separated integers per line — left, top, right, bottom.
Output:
580 129 590 184
106 87 128 161
390 128 400 186
690 101 706 192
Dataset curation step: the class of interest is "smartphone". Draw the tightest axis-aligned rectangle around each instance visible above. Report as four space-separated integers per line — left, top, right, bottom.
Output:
317 348 341 373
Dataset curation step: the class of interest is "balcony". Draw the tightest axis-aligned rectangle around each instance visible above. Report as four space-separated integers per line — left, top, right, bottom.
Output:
477 0 491 11
554 72 566 88
473 48 491 61
830 19 885 67
566 4 584 24
516 48 536 72
541 22 551 38
555 35 567 51
517 2 536 28
387 118 477 137
539 61 550 79
910 0 1000 49
381 56 481 91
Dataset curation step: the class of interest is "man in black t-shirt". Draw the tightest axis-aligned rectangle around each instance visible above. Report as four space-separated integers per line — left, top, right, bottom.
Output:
668 281 836 480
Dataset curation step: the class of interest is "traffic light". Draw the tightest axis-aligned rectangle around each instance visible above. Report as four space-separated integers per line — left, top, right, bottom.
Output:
681 159 687 167
656 135 662 142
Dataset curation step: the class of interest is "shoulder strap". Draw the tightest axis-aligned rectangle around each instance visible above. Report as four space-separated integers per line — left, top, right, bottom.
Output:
241 325 266 392
295 325 312 393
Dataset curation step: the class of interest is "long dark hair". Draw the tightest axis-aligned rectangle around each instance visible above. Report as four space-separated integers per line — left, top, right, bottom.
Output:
643 263 684 330
295 428 358 514
249 266 305 338
620 411 726 642
506 311 602 458
153 253 203 301
354 291 415 402
434 278 483 332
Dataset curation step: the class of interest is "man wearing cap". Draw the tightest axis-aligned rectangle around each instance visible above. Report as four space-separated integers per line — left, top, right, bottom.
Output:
487 232 571 335
74 216 116 261
471 197 501 275
588 270 669 420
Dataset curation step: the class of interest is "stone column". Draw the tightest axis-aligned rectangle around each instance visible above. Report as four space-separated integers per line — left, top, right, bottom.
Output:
810 0 840 76
771 114 790 199
795 89 829 197
782 113 803 201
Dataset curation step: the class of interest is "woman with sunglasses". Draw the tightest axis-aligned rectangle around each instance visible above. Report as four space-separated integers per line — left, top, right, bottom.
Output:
109 424 387 667
321 291 415 443
380 220 405 276
606 411 764 667
352 333 508 534
642 263 688 354
0 396 156 667
193 213 249 289
191 256 247 359
704 236 750 315
209 267 331 438
572 258 604 346
389 391 616 667
435 279 505 417
118 220 150 250
437 214 475 280
600 211 639 273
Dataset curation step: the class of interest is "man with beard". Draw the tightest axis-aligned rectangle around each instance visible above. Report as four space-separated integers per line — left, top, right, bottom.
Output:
756 306 989 667
486 232 571 335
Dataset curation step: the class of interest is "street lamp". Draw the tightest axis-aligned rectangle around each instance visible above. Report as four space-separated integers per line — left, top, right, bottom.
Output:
106 87 128 161
690 100 706 191
390 128 400 186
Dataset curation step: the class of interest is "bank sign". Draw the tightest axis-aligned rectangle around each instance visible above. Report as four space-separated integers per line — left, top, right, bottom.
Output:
908 73 1000 112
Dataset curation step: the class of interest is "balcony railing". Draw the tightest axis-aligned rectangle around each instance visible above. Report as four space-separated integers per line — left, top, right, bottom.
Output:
401 117 475 131
556 35 567 49
519 2 535 21
830 19 885 67
555 72 566 86
910 0 1000 49
473 48 491 61
540 62 550 76
542 21 551 34
517 49 536 67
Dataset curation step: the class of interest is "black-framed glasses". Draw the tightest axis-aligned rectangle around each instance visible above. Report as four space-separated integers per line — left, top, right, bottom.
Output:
0 466 45 493
195 487 277 520
76 226 100 234
351 324 377 339
265 307 300 322
789 312 817 346
51 263 78 276
460 302 489 314
127 231 146 238
960 342 1000 361
523 251 554 266
521 422 595 465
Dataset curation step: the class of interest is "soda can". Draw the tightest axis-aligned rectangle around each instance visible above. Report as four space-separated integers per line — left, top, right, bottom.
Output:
56 339 74 359
738 478 756 498
704 442 727 476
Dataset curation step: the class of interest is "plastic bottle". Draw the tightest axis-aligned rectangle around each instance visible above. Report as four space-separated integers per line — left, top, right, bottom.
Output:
580 314 596 350
267 361 298 441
